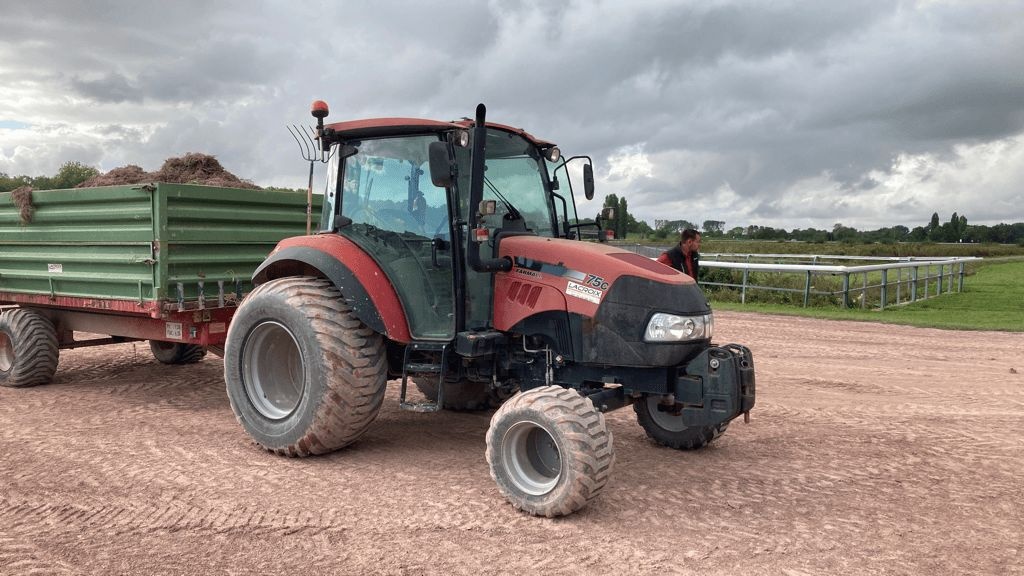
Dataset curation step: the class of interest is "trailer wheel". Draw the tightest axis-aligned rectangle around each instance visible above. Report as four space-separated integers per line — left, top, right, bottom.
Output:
149 341 207 365
0 308 59 388
633 395 729 450
414 376 505 411
224 276 387 456
486 385 614 517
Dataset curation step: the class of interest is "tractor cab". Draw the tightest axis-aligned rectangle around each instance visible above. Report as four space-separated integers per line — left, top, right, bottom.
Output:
313 108 594 342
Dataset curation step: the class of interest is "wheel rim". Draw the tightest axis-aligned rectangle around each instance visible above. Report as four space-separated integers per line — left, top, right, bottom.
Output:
241 321 305 420
0 331 13 373
501 420 562 496
646 396 689 432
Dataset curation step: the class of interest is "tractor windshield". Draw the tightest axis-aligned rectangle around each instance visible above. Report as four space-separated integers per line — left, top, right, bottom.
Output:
455 129 557 237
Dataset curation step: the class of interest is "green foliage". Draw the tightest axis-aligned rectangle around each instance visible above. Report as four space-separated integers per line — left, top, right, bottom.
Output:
52 161 99 189
0 161 99 191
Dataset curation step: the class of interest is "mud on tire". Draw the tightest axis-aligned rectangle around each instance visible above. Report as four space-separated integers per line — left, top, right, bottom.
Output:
633 395 729 450
486 385 615 517
224 276 387 456
149 340 207 365
0 308 59 388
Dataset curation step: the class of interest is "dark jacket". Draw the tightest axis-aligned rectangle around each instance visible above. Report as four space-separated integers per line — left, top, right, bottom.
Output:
659 245 700 282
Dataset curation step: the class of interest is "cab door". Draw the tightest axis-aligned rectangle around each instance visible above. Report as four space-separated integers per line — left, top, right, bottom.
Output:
336 135 455 340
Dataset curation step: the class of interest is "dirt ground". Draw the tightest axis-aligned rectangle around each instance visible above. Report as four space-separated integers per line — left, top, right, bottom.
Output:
1 311 1021 575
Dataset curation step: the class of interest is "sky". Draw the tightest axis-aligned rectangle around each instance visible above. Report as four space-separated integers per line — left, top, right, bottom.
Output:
1 0 1023 232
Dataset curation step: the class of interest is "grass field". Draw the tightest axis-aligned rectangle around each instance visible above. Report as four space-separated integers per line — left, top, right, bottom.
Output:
712 260 1024 332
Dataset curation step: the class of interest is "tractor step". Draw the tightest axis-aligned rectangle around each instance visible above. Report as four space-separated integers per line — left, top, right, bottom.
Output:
399 341 450 413
405 363 442 373
399 400 440 413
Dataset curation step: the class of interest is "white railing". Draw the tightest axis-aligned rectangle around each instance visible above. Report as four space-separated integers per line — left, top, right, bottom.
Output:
615 244 979 309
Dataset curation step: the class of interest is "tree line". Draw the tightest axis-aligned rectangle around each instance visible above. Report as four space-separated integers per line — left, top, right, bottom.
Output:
599 194 1024 245
0 161 99 192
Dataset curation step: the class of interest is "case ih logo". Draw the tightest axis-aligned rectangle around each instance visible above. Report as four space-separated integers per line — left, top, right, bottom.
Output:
566 281 603 304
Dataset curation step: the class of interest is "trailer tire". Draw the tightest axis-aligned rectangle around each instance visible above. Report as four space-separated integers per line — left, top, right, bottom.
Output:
224 276 387 456
149 341 207 365
486 385 614 517
0 308 59 388
633 395 729 450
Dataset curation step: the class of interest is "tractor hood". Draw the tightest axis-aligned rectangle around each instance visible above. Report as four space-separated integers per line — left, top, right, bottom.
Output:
493 236 711 366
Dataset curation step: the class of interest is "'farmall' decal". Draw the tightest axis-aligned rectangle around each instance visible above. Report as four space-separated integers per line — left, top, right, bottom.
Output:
565 281 604 304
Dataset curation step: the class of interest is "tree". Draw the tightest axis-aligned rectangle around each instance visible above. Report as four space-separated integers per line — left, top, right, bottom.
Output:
929 212 940 232
51 161 99 189
617 197 628 239
702 220 725 235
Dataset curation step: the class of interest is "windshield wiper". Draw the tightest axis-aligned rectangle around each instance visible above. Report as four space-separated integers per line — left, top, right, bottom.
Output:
483 176 523 221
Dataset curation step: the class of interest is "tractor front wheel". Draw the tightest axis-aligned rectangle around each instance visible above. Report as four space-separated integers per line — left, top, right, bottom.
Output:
633 395 729 450
0 308 59 387
486 385 614 517
224 276 387 456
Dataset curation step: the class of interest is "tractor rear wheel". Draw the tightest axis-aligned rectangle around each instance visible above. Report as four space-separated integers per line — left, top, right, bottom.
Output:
0 308 59 387
224 276 387 456
149 340 207 364
633 395 729 450
486 385 614 517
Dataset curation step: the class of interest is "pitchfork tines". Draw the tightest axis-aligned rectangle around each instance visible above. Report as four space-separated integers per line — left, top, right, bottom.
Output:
287 124 329 163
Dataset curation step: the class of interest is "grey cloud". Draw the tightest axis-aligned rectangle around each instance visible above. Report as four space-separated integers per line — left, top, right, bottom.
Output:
2 0 1023 229
70 72 143 103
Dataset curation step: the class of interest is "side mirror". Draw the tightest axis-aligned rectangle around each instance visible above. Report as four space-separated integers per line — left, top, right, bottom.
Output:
428 141 453 187
583 164 595 200
600 206 615 220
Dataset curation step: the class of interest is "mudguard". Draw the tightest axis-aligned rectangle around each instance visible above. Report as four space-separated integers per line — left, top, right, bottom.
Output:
253 235 412 343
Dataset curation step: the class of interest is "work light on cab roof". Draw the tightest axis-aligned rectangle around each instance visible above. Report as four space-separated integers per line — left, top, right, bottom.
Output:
311 100 329 119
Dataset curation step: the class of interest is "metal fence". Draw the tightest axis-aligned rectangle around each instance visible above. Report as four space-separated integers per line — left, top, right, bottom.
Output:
612 243 979 309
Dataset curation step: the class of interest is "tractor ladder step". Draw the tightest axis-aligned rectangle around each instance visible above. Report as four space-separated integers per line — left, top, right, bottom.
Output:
399 341 450 413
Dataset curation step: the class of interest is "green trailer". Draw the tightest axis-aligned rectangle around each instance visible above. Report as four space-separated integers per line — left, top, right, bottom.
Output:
0 182 320 385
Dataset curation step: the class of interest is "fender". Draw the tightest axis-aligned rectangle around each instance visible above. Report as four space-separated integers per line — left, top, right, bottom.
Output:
253 235 413 343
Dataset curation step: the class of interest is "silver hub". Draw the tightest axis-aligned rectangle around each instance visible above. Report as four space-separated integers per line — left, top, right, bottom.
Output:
0 332 13 373
242 321 305 419
501 420 561 496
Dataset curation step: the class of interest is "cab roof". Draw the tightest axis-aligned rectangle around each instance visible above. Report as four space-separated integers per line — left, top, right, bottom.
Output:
323 117 554 148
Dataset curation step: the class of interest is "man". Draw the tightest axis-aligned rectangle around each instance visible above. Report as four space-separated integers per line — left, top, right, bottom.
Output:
657 229 701 282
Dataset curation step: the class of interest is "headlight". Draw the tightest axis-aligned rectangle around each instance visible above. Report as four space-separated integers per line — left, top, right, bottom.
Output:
644 312 714 342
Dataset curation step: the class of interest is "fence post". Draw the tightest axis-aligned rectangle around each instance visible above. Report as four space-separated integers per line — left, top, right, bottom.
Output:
880 268 888 310
936 264 943 296
911 266 918 302
958 261 965 292
948 264 954 292
803 270 811 308
896 267 902 305
741 269 749 304
861 272 868 310
842 273 850 308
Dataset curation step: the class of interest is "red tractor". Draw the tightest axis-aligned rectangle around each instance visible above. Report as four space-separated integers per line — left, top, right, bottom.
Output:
224 103 755 517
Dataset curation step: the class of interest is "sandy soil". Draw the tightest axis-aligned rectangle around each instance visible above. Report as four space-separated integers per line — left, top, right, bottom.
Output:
1 311 1021 575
